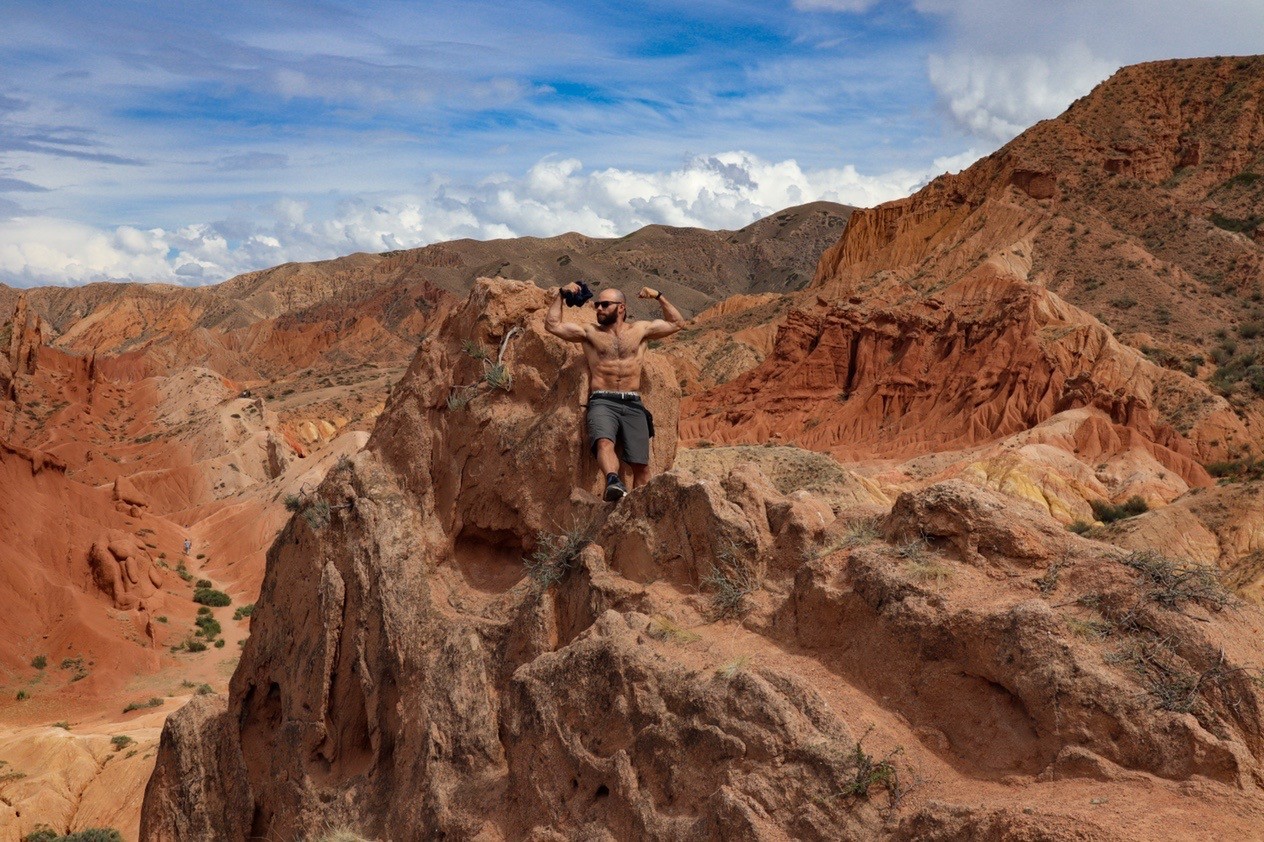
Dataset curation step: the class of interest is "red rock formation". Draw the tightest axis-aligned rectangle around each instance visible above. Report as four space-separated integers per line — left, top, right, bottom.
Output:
682 269 1230 487
141 279 1264 840
88 530 166 612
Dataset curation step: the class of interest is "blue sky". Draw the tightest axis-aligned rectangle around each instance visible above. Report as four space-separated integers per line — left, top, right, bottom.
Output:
1 0 1262 286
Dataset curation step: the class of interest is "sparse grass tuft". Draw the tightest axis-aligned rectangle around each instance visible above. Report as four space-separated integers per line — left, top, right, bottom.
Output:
1063 614 1113 640
483 363 512 391
312 826 374 842
701 554 759 618
1105 638 1207 713
285 492 331 530
648 616 701 645
714 656 750 679
834 727 902 801
903 559 952 587
59 656 88 682
461 339 488 360
894 538 929 564
122 697 163 714
524 525 594 590
1066 520 1092 535
1036 559 1065 595
1121 550 1231 612
838 516 883 549
110 735 134 751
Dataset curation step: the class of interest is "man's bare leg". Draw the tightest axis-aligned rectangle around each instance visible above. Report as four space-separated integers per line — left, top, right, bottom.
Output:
631 463 650 489
595 439 619 476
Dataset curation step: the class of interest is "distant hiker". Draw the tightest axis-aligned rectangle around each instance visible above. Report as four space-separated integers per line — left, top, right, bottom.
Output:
183 538 192 555
545 283 686 501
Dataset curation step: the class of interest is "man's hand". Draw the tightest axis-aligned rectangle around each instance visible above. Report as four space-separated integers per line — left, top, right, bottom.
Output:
546 283 588 343
641 285 685 341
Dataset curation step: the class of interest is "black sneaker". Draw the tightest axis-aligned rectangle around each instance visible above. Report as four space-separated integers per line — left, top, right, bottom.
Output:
603 474 628 502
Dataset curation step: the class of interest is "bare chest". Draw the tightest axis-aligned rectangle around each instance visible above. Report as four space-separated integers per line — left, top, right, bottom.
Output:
588 327 642 361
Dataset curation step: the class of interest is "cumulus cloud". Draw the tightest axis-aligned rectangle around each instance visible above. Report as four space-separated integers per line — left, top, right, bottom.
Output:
911 0 1264 142
927 45 1113 140
0 150 977 287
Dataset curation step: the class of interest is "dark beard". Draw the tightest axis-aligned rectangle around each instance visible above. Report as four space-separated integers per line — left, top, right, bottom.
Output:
596 308 618 326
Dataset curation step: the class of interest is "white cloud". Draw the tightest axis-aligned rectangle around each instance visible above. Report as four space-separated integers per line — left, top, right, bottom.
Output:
913 0 1264 142
0 218 175 286
927 45 1113 140
0 150 978 287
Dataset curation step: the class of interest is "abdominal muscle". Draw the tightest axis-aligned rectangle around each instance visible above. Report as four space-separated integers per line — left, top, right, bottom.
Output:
585 326 647 391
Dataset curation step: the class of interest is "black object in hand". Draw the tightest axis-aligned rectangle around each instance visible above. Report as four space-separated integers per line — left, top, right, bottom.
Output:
562 281 593 308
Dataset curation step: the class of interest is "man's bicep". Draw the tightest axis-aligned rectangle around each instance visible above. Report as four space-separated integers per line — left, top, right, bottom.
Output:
643 319 683 340
546 321 588 342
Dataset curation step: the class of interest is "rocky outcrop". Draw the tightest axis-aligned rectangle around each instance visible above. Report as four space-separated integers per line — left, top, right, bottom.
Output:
681 269 1234 490
788 480 1264 789
142 279 1264 840
87 530 165 612
140 696 251 841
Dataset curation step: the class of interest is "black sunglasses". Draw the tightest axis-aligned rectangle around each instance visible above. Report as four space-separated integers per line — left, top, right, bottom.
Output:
594 300 621 308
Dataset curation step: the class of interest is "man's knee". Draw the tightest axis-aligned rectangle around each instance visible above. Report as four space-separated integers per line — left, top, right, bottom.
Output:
595 438 616 452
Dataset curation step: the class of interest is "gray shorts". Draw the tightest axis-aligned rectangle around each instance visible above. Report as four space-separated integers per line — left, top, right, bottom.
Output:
587 396 654 466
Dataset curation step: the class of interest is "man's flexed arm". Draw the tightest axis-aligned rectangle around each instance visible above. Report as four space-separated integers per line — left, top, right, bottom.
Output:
545 283 587 342
638 287 686 340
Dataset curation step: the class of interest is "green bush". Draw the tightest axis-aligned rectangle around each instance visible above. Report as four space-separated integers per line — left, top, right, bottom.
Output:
122 697 163 713
24 828 124 842
1090 495 1149 524
1211 212 1262 233
1206 458 1264 481
110 735 134 751
30 655 46 670
233 603 255 621
195 578 213 589
193 588 231 607
195 615 222 640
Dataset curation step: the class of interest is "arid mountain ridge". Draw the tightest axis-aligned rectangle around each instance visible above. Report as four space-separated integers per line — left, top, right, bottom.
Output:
0 56 1262 840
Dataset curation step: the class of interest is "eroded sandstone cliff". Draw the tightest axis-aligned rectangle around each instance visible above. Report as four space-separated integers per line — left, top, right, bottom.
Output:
142 280 1264 840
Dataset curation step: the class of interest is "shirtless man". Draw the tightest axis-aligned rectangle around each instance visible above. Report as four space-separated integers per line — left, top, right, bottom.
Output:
545 283 686 501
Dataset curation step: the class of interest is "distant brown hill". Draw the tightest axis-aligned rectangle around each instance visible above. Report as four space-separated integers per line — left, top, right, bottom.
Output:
0 200 852 359
0 200 852 484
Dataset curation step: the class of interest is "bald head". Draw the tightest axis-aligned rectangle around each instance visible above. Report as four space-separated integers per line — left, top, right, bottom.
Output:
596 289 625 305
